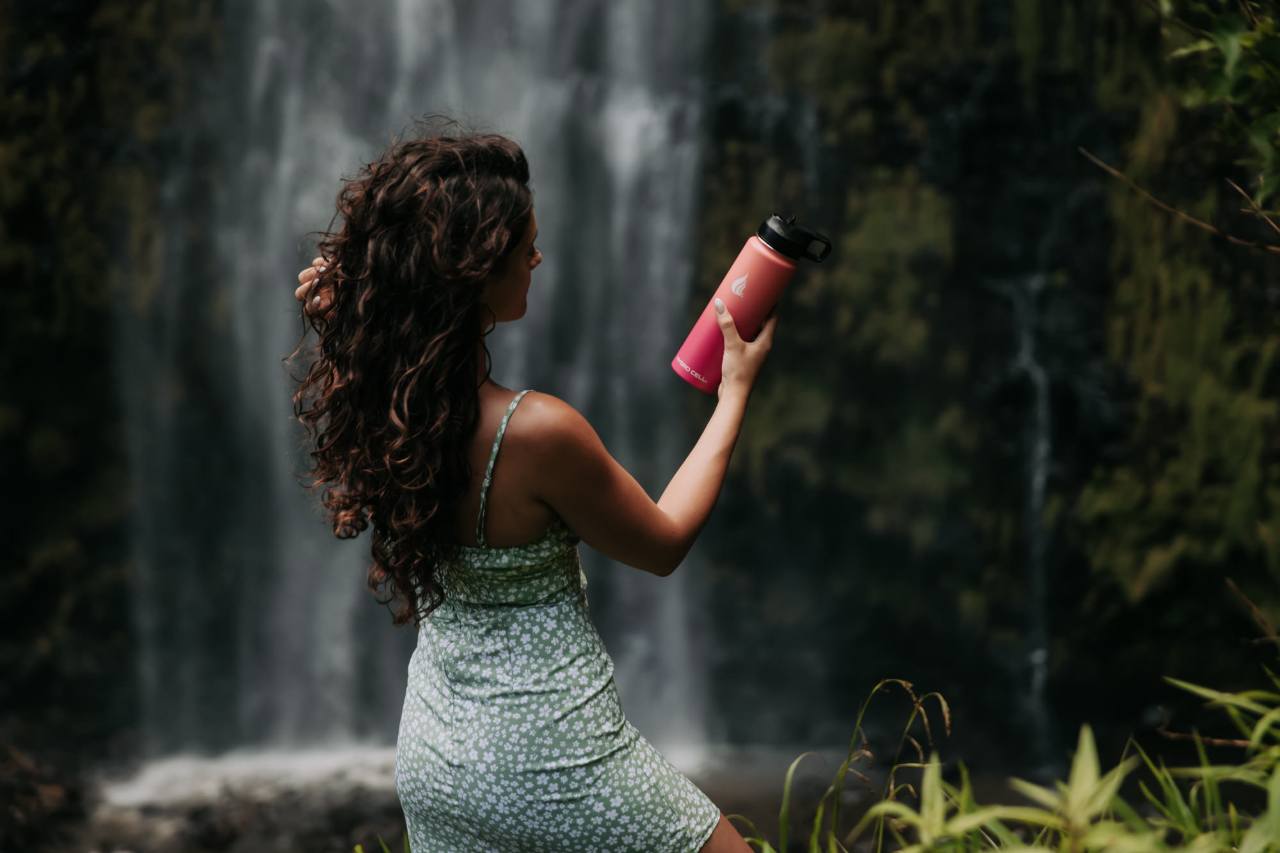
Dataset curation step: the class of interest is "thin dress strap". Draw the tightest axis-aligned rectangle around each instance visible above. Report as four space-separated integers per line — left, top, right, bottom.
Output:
475 389 532 547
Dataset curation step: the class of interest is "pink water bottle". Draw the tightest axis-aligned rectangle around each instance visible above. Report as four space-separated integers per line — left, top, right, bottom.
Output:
672 214 831 394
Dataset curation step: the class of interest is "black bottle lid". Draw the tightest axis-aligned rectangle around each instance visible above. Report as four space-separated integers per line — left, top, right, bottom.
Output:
757 214 832 262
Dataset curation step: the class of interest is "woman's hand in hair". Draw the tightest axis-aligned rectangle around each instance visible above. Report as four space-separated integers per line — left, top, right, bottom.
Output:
295 256 335 316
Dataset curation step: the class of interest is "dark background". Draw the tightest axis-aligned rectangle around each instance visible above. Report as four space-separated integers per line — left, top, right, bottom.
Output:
4 0 1279 847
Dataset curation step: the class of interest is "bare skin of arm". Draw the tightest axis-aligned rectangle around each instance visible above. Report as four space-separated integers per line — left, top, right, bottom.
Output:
528 300 775 577
523 385 749 576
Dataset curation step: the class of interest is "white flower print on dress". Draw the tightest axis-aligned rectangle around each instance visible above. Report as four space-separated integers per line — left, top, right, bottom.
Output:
395 390 721 852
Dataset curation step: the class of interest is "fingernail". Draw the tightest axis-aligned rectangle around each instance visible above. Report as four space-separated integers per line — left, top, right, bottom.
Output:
714 298 724 314
316 265 327 274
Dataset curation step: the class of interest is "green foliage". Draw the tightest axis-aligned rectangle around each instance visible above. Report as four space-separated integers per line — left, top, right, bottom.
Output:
739 648 1280 851
832 169 952 368
1075 218 1280 601
1158 1 1280 205
1073 0 1280 607
1003 726 1137 841
721 165 967 549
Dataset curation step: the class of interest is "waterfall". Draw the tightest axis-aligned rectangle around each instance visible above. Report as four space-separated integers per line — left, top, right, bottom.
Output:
1010 273 1053 770
983 273 1056 774
110 0 712 761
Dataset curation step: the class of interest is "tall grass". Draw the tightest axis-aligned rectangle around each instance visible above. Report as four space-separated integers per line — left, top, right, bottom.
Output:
732 586 1280 851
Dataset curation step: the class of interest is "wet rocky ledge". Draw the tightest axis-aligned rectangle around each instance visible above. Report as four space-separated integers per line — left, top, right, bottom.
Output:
44 744 866 853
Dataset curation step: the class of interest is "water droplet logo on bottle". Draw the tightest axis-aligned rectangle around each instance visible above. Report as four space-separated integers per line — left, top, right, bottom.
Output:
730 273 748 297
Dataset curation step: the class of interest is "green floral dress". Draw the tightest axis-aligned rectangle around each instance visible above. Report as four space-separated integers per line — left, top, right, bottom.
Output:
395 389 722 852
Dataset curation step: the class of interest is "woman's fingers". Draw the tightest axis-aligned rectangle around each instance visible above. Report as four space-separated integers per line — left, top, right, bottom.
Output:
295 259 325 297
298 257 328 282
757 313 778 345
298 259 327 284
761 307 778 330
295 256 336 315
298 283 333 316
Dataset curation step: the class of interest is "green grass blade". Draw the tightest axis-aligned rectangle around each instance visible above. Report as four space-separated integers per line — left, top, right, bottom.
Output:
1085 757 1139 818
843 800 923 848
981 816 1025 847
920 753 946 842
728 813 764 838
1008 777 1061 811
947 805 1066 834
808 789 830 852
1249 706 1280 749
1163 677 1270 715
1107 794 1152 834
1191 730 1224 830
780 751 819 853
1262 665 1280 694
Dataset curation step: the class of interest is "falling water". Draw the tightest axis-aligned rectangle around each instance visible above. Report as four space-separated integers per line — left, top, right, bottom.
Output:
986 177 1100 776
110 0 712 761
1009 273 1053 771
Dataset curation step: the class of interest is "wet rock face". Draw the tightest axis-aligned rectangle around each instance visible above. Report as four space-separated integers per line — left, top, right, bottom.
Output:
65 788 407 853
2 742 86 852
49 748 408 853
39 743 864 851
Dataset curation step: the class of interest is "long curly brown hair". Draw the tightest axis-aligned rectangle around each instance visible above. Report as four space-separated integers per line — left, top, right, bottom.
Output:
289 117 533 627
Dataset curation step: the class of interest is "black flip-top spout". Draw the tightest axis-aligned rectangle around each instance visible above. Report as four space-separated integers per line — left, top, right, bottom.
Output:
757 214 832 263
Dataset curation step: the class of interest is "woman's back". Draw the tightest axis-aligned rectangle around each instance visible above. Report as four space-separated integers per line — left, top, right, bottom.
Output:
444 385 561 549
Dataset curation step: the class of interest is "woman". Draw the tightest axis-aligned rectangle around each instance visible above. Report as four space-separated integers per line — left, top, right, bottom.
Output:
291 118 775 852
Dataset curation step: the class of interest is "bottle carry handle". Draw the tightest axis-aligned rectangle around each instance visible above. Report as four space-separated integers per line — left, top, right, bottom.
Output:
760 214 833 263
804 233 832 263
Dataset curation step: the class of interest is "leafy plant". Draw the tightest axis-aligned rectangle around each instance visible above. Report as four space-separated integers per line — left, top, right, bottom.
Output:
1158 0 1280 207
730 582 1280 852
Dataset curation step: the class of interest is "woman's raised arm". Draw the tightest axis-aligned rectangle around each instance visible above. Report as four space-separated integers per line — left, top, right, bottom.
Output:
525 301 777 576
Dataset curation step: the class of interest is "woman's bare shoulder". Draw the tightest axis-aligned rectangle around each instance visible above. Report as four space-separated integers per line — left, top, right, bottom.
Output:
510 390 596 446
505 390 607 505
508 390 676 576
504 391 616 490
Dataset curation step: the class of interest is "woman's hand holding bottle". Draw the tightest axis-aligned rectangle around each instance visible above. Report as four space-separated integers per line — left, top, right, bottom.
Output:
713 297 777 402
